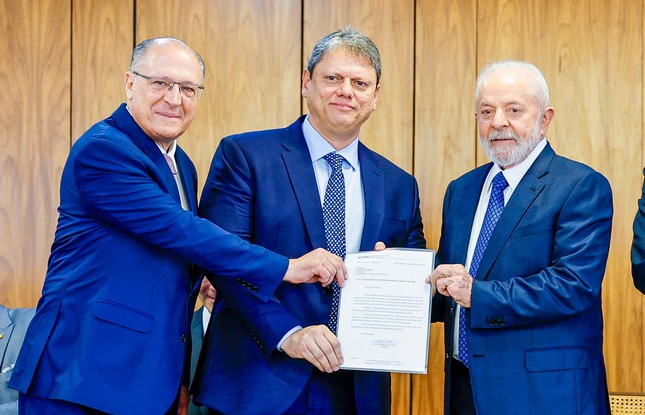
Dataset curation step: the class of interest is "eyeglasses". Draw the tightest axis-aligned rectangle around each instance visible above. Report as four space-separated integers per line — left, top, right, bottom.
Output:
132 71 205 100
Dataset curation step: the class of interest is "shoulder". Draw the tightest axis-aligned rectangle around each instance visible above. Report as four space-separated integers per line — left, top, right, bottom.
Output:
221 121 299 152
358 143 415 181
446 163 492 191
543 154 611 198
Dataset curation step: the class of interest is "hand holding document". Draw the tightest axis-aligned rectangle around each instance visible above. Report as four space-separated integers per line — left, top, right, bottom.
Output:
337 248 434 374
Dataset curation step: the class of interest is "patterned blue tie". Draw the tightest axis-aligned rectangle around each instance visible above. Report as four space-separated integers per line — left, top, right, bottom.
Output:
459 171 509 368
323 152 346 334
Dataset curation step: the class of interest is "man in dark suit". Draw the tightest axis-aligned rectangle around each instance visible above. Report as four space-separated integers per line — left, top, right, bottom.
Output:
192 27 426 415
429 60 613 415
189 278 215 415
0 305 34 415
9 37 345 415
631 176 645 294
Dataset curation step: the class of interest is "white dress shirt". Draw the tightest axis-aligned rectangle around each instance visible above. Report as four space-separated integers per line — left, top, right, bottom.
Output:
277 115 366 350
155 141 189 211
453 139 548 360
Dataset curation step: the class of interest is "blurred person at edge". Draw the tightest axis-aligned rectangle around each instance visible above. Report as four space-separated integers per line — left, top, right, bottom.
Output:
189 278 215 415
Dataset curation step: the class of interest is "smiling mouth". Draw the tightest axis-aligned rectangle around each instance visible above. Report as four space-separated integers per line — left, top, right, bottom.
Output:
331 102 355 111
157 112 181 119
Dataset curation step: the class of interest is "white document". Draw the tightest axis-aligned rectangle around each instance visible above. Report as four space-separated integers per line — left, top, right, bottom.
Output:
337 248 434 374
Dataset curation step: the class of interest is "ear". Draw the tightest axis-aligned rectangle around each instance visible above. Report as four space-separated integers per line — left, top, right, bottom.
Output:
540 107 555 137
125 72 135 101
372 83 381 110
301 69 312 98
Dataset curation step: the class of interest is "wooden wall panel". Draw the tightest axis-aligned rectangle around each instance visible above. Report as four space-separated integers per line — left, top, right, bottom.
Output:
72 0 134 139
0 0 71 307
1 0 645 410
478 0 643 394
135 0 302 186
414 1 477 413
303 2 416 413
304 0 415 172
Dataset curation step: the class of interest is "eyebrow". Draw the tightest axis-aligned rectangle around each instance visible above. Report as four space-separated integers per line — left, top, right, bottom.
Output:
479 100 524 107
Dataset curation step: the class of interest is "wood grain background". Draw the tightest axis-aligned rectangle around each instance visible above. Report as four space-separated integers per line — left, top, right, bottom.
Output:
1 0 642 412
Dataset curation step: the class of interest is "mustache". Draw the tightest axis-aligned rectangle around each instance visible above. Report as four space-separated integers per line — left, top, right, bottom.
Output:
485 130 520 142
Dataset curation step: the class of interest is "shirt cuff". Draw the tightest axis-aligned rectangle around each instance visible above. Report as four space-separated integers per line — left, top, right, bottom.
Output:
276 325 303 351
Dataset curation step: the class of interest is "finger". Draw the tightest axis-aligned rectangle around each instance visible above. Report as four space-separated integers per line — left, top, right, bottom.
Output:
331 256 347 287
323 330 343 366
308 340 333 373
316 260 334 287
301 346 326 372
314 334 340 372
374 241 386 251
429 271 445 286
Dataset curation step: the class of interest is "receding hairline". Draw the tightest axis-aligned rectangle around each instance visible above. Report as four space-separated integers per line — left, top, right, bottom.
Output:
129 37 205 80
475 60 550 111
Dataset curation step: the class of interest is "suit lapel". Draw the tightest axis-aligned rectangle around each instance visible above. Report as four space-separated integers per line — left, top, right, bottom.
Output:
358 145 385 251
477 144 554 280
454 166 491 266
281 117 327 249
111 104 181 202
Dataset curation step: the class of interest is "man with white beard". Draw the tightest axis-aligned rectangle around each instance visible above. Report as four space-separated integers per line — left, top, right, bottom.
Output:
428 60 613 415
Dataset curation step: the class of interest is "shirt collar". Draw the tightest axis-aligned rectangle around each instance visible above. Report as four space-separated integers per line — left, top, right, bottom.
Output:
490 139 548 191
125 105 178 157
302 115 359 170
155 140 178 157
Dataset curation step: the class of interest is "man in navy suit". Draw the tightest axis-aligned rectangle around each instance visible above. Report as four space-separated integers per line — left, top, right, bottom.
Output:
189 278 215 415
9 37 346 415
192 27 426 415
0 305 34 415
429 60 612 415
631 177 645 294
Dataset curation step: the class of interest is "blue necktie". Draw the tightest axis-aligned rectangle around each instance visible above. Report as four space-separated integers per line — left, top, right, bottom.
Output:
458 171 509 368
322 152 346 334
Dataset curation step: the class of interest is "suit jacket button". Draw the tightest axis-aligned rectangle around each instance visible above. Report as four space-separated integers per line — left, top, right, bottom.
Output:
181 334 187 343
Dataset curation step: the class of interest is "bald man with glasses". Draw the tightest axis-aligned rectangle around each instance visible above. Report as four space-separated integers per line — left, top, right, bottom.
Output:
9 37 345 415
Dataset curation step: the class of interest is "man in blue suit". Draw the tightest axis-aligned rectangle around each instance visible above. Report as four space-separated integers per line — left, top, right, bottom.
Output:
0 305 34 415
189 278 215 415
9 37 345 415
631 176 645 294
192 27 426 415
429 60 612 415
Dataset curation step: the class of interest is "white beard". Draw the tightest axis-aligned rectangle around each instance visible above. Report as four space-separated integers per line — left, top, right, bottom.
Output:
480 116 543 168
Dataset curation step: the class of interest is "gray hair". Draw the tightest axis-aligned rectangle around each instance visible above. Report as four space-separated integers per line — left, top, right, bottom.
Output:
474 60 549 111
307 27 381 84
129 37 205 80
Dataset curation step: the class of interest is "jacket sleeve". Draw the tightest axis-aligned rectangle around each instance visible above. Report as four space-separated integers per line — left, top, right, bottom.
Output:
470 170 613 328
631 168 645 294
199 137 301 353
73 135 287 302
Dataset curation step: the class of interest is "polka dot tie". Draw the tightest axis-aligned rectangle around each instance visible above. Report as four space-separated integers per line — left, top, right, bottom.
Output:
323 152 346 334
458 171 508 368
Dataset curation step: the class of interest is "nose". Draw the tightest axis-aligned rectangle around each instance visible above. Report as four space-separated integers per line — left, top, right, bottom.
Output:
336 78 353 98
491 108 509 129
163 84 183 105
